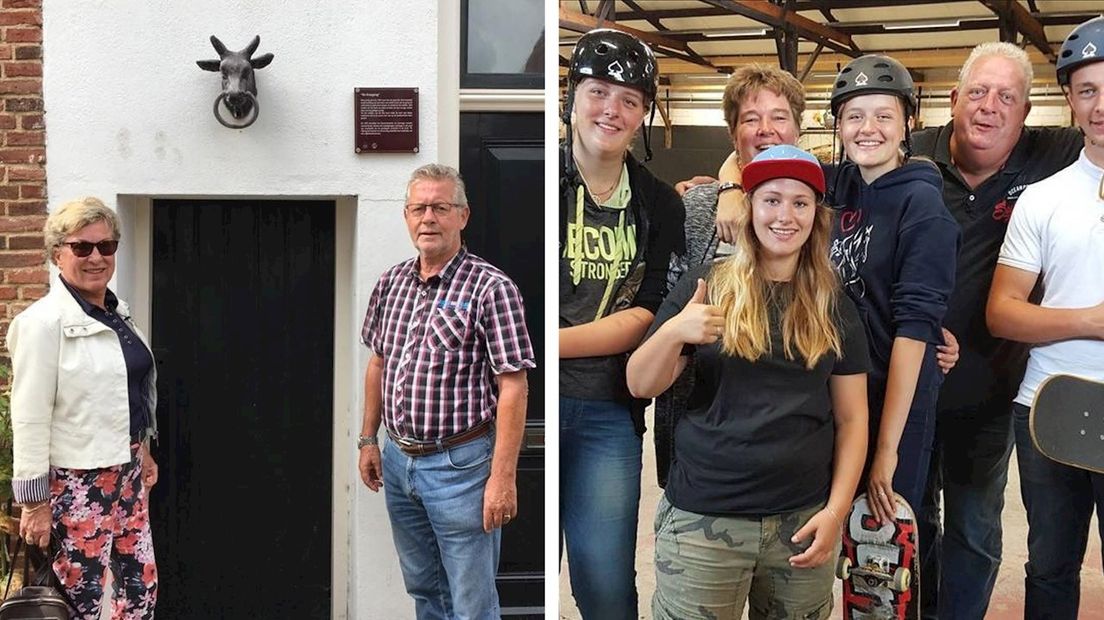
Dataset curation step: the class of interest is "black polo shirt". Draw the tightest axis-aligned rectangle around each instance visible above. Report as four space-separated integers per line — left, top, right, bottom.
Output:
911 122 1082 416
61 278 153 439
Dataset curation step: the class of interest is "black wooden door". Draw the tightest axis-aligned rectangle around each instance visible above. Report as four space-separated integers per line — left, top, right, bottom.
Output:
150 200 335 618
460 111 544 617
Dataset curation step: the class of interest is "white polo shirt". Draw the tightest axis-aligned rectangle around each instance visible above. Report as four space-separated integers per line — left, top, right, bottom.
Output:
998 149 1104 407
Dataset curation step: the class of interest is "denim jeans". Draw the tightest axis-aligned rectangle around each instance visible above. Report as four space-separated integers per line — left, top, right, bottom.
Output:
1013 402 1104 619
560 396 642 620
920 404 1014 620
867 377 940 515
382 432 501 620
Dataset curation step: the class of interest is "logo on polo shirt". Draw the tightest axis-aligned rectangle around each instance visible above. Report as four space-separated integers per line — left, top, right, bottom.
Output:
993 183 1029 222
1083 42 1098 59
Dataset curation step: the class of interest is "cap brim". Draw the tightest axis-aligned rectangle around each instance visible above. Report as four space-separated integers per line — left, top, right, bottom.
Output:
743 159 826 195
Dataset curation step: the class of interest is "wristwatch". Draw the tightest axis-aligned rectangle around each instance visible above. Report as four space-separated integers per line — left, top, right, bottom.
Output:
717 182 743 194
357 435 379 448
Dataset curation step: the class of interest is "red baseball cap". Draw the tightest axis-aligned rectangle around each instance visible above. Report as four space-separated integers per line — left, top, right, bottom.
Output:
741 145 826 196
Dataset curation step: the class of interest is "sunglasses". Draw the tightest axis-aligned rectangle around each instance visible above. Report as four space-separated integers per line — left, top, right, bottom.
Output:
61 240 119 258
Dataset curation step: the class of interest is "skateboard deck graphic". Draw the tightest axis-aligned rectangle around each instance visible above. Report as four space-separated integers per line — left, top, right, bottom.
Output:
837 493 919 620
1030 373 1104 474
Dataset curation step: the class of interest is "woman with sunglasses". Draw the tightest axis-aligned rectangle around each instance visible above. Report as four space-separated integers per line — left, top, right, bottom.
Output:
8 197 158 619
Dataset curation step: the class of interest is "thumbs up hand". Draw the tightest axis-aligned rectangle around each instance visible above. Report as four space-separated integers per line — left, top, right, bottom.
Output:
671 278 726 345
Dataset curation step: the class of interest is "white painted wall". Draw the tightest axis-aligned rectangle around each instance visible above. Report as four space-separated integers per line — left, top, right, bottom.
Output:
42 1 454 617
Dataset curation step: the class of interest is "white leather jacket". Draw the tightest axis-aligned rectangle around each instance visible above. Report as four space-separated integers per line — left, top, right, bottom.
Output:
7 277 157 499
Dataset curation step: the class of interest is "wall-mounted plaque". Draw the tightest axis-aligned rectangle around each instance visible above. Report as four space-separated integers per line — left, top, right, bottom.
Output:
354 87 419 153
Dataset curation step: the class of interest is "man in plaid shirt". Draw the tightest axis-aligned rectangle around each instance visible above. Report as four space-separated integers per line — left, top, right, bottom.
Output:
357 163 535 619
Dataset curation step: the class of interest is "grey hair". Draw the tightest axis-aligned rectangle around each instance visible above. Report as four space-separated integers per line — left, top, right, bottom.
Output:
406 164 469 207
43 197 121 264
958 42 1034 100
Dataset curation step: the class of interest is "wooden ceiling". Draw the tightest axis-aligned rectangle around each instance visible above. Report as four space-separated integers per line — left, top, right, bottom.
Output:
558 0 1103 102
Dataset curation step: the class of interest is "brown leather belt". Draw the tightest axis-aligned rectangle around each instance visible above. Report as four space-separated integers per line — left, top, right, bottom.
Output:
388 422 492 457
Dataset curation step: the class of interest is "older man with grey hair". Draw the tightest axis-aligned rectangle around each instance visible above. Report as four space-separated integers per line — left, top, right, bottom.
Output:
357 164 535 619
911 42 1082 619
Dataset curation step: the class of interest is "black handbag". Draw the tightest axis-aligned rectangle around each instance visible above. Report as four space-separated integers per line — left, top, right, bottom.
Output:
0 538 72 620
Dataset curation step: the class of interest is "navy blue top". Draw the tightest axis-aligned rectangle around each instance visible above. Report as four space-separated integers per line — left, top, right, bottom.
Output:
61 277 153 439
826 159 961 394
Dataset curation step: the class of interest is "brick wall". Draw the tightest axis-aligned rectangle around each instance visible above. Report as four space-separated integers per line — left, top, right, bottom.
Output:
0 0 46 356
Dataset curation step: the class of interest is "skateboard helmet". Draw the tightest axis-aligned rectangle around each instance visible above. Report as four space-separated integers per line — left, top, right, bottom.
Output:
830 54 917 117
741 144 826 197
566 28 658 108
1057 15 1104 86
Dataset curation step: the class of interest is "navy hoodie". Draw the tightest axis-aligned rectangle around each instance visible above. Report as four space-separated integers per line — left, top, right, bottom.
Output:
827 159 961 397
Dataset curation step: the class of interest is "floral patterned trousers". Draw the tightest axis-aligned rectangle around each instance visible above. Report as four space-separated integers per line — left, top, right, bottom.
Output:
50 444 158 619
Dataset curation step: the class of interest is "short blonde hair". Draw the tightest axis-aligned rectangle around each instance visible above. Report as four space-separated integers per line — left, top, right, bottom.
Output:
44 197 120 264
722 64 806 135
958 42 1033 100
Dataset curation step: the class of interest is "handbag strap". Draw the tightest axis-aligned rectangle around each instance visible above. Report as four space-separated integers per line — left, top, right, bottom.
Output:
2 537 20 599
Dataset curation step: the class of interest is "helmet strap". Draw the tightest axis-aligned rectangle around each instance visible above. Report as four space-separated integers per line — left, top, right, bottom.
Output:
903 118 913 159
642 100 657 162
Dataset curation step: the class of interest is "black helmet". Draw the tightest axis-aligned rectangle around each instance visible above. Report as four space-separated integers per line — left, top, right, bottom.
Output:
1057 15 1104 86
567 28 658 104
830 54 917 117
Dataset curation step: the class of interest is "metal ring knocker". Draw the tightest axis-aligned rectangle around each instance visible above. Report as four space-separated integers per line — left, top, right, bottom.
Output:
212 91 259 129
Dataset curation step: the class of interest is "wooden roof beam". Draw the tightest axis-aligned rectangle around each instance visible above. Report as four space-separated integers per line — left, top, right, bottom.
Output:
559 7 727 73
698 0 862 57
979 0 1056 62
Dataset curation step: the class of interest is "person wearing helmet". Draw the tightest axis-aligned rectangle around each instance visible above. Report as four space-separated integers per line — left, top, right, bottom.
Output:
827 54 960 548
986 15 1104 619
559 28 685 619
628 145 869 619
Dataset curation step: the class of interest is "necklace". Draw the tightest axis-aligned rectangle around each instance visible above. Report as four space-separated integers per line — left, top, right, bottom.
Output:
574 155 622 204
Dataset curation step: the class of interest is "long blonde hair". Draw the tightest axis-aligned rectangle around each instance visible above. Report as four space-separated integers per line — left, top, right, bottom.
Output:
707 191 842 368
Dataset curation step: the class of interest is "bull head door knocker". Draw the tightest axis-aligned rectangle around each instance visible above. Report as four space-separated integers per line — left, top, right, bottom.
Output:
196 35 274 129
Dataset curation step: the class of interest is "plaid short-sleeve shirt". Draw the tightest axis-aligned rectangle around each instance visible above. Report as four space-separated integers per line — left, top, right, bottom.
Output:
362 247 536 440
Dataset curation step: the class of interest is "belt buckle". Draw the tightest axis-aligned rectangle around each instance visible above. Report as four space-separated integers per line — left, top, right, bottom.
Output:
388 432 436 456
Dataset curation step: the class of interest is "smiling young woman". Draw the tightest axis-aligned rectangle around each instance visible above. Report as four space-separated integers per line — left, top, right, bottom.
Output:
558 28 685 620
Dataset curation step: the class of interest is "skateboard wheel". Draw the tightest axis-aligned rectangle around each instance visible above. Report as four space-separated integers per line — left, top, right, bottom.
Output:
835 556 852 580
891 566 910 592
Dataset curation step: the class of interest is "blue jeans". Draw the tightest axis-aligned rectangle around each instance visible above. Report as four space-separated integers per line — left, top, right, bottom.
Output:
1013 402 1104 619
382 433 501 620
867 377 940 514
560 397 642 620
920 404 1014 620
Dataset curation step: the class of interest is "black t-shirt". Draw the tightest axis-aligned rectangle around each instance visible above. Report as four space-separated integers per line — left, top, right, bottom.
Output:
911 123 1082 416
645 263 871 516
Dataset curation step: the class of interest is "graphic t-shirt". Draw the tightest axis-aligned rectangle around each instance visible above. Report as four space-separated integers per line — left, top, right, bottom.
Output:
559 165 641 400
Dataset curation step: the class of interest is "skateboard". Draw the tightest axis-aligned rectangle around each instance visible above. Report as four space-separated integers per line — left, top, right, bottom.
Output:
837 493 919 620
1030 373 1104 474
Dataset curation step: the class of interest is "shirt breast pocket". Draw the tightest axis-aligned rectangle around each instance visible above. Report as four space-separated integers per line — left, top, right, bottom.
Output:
428 307 469 351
